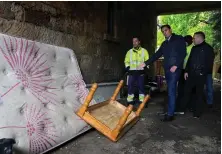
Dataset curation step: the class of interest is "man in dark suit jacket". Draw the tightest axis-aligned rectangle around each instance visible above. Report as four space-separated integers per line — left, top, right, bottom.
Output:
139 25 186 122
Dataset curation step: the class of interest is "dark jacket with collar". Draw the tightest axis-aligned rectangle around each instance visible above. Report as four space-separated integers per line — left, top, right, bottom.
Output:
145 33 186 71
185 41 215 75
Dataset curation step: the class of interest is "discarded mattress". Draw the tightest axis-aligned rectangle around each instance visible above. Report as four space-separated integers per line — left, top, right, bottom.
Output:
0 33 98 154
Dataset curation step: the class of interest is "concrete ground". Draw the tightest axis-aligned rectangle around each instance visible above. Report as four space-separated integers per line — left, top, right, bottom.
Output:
48 82 221 154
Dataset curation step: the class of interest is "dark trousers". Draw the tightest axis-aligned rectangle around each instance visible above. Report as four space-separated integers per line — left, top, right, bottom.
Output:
127 74 144 102
165 69 181 116
205 74 213 105
180 74 207 116
176 69 195 111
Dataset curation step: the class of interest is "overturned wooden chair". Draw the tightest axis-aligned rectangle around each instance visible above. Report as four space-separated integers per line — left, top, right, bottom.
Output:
76 80 150 142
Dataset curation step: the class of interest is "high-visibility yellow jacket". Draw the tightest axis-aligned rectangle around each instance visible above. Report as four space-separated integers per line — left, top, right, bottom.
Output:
183 44 193 69
124 47 149 70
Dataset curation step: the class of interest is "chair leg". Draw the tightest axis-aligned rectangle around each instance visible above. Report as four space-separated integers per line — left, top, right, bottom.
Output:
112 104 133 137
110 80 124 101
77 83 98 117
136 95 150 116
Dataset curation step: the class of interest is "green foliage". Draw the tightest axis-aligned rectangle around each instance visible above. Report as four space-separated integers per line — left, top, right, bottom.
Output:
157 11 221 50
209 11 221 50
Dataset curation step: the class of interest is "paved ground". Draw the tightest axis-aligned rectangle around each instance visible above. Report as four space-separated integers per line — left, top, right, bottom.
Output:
48 82 221 154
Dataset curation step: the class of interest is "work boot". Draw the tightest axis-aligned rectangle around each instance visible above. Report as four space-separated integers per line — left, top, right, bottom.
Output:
133 103 140 110
127 101 135 106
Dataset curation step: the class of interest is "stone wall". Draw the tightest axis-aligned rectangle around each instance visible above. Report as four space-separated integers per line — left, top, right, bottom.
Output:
0 1 157 83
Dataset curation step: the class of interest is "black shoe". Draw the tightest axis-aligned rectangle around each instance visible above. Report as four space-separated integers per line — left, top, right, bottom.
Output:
193 115 200 119
133 103 140 110
208 104 213 109
188 108 193 112
127 101 135 106
193 113 200 119
161 115 175 122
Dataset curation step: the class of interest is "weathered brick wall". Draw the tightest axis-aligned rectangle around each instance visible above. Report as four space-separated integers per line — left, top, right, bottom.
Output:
0 1 156 83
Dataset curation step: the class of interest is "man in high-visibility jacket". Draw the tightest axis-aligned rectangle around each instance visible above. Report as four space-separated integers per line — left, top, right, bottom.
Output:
124 37 149 105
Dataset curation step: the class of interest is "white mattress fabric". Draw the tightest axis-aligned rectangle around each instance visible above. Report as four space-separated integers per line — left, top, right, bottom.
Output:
0 33 97 154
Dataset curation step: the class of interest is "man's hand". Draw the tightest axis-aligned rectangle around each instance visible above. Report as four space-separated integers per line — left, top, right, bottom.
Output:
170 66 177 73
184 73 188 80
137 63 146 69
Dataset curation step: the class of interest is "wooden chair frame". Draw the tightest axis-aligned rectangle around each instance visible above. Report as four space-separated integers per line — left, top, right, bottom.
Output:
76 80 150 142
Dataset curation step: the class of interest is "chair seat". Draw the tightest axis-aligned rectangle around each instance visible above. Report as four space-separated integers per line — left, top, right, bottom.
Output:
76 81 150 142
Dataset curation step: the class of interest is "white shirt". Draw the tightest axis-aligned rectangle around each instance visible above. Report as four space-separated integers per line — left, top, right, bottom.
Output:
166 35 172 41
